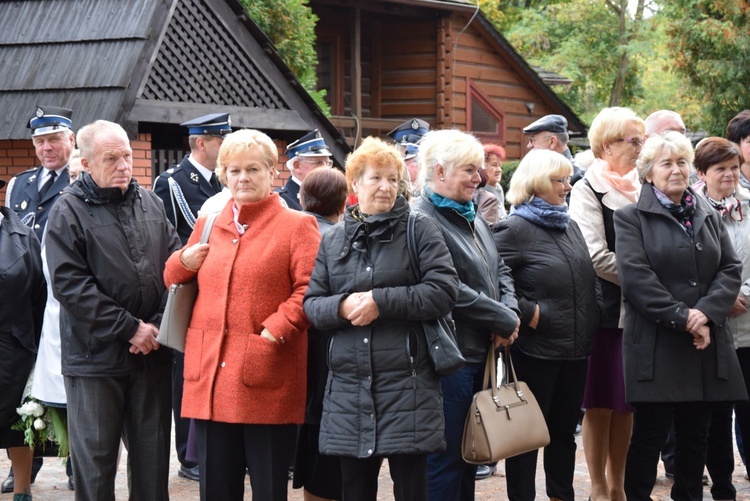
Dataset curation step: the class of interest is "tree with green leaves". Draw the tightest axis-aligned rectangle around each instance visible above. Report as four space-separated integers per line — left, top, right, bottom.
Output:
664 0 750 135
240 0 329 115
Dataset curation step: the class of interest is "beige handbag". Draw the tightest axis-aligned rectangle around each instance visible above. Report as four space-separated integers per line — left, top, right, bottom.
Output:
461 346 550 464
157 213 218 352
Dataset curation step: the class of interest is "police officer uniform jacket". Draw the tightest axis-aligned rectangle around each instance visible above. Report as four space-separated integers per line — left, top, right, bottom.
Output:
153 156 221 245
276 177 302 211
6 166 70 241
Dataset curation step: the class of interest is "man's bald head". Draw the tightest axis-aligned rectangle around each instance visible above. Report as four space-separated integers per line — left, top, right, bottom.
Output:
645 110 686 137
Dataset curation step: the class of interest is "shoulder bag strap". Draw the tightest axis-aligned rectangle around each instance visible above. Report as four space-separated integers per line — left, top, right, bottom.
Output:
199 212 219 244
406 211 420 280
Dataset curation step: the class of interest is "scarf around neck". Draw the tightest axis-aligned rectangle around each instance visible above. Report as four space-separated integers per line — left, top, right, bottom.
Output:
595 159 640 203
425 186 476 222
652 184 696 239
510 196 570 229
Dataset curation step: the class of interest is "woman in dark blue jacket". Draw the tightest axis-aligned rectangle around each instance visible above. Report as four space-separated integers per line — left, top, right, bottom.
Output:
493 150 601 501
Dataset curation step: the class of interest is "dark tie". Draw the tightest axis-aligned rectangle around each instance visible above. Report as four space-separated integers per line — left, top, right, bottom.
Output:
39 171 57 199
210 173 221 193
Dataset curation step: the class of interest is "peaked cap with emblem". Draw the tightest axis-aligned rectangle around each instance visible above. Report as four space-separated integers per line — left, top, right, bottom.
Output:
387 118 430 160
523 114 568 135
181 113 232 137
27 106 74 137
286 130 332 159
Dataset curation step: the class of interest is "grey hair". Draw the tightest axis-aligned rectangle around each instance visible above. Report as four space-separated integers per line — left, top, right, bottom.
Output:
636 131 694 183
76 120 129 160
417 129 484 189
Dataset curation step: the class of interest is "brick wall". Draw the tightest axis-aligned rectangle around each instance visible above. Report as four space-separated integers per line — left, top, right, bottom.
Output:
0 134 294 206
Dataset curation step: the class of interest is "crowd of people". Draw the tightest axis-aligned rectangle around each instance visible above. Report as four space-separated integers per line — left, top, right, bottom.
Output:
4 104 750 501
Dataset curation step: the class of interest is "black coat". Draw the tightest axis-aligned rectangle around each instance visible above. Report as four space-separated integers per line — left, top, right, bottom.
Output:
0 207 46 353
6 165 70 241
152 156 222 245
493 214 601 360
304 197 459 458
275 177 302 211
411 196 520 364
45 172 182 377
615 183 747 403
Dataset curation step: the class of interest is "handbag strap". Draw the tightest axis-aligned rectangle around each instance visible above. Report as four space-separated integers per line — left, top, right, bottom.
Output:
198 212 219 244
503 346 521 392
405 211 419 281
481 347 498 396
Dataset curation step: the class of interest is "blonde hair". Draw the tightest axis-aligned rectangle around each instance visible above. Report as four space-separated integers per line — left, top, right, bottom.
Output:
588 107 645 158
345 136 406 193
507 150 573 205
215 129 278 184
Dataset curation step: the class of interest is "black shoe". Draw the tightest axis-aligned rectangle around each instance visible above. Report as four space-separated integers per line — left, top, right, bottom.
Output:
575 423 583 436
178 464 200 481
1 459 42 495
67 474 75 490
475 464 496 480
0 471 12 495
702 474 709 485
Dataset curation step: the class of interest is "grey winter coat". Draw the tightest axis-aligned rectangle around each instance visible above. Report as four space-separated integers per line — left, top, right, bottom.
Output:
303 197 459 458
493 214 602 360
615 183 747 403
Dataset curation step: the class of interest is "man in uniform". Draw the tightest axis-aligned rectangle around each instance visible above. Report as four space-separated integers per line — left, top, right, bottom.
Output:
152 112 231 482
5 106 75 241
153 112 231 244
2 106 75 494
523 114 585 186
388 118 430 196
276 130 333 210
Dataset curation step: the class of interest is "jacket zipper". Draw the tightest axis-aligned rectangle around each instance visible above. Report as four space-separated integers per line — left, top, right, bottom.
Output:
455 210 497 300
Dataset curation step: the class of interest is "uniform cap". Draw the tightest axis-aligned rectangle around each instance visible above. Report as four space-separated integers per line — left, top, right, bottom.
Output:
387 118 430 143
181 113 232 137
27 106 74 137
286 130 332 159
523 114 568 135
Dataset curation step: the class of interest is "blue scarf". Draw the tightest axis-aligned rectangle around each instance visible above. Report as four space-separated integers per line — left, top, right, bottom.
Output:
510 196 570 229
425 186 476 222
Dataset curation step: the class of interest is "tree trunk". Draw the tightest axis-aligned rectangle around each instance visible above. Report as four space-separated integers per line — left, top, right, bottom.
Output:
608 0 645 106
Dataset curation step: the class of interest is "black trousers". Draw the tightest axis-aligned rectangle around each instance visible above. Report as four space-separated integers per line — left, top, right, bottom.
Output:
504 351 588 501
706 403 736 500
194 420 295 501
733 348 750 474
172 351 197 468
340 454 428 501
625 402 714 501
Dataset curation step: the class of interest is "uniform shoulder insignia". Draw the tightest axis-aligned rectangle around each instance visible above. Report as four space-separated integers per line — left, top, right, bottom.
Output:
165 168 176 175
189 172 200 184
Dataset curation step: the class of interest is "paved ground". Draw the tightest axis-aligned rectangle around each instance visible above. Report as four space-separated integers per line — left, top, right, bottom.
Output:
3 430 750 500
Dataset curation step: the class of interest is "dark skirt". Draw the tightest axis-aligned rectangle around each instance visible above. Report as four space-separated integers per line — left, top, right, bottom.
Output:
292 424 342 499
582 327 634 413
0 331 35 448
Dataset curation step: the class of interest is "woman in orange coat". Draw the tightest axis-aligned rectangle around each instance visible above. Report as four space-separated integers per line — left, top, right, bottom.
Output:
164 129 321 501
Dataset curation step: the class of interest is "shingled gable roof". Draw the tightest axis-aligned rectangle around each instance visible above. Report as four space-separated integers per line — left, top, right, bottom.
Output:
0 0 350 161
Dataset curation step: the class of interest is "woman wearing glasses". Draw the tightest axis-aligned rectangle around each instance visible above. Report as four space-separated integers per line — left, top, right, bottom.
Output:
568 107 645 501
694 137 750 499
616 132 746 499
493 150 601 501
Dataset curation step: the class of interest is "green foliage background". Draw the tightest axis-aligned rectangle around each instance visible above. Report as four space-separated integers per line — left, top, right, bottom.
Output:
240 0 330 116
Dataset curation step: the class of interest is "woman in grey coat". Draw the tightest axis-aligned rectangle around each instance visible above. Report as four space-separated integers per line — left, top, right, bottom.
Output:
615 132 747 501
303 137 459 501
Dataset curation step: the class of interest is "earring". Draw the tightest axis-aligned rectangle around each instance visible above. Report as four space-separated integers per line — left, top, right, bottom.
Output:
440 177 445 182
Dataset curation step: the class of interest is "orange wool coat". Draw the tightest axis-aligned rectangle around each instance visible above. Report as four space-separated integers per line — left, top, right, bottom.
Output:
163 193 321 424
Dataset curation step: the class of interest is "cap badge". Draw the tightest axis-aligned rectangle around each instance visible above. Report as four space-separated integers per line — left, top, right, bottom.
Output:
35 107 44 118
411 119 419 130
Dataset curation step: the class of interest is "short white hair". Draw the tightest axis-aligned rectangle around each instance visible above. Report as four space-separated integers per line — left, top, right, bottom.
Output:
418 129 484 189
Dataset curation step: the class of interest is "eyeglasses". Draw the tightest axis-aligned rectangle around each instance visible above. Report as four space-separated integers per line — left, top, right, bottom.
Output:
616 137 645 147
299 158 333 168
550 177 572 185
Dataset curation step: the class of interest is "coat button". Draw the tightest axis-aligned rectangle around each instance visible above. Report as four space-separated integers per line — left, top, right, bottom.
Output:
695 243 703 251
233 239 238 244
221 362 226 367
366 266 371 271
34 224 40 229
37 205 43 210
689 280 697 287
370 413 374 419
363 338 369 344
366 449 373 456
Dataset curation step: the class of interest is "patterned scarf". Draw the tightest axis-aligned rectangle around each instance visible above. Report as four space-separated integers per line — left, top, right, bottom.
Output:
652 185 696 239
510 196 570 230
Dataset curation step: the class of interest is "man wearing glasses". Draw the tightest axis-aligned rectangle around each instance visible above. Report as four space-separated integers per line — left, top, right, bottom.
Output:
523 114 585 187
276 130 333 211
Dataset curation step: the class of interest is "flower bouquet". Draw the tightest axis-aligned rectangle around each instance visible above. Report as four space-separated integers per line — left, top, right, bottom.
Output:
12 398 69 458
